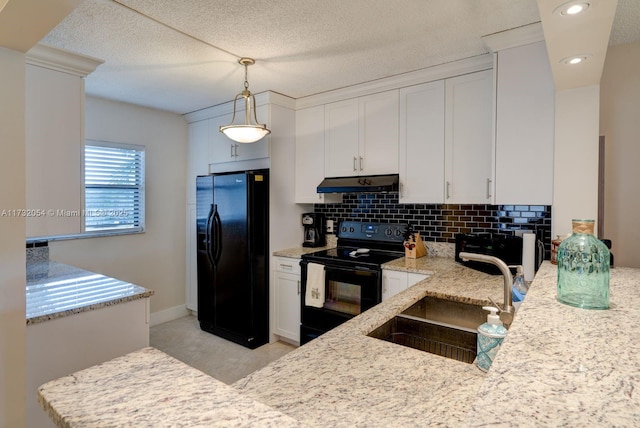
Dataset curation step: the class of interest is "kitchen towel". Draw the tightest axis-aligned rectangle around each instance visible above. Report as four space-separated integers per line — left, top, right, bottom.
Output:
523 233 536 282
305 263 326 308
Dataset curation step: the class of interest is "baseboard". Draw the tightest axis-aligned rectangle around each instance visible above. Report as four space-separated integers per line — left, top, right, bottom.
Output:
150 304 189 327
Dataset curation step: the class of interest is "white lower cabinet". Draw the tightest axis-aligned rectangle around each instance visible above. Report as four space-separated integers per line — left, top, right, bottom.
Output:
273 256 301 343
382 269 428 301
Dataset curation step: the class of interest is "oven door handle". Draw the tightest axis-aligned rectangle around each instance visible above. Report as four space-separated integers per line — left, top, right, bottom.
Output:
320 264 379 275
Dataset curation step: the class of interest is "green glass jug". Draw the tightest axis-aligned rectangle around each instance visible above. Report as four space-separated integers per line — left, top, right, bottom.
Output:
557 219 610 309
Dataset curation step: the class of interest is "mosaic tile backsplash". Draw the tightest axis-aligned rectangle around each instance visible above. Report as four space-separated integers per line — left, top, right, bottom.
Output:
314 193 552 258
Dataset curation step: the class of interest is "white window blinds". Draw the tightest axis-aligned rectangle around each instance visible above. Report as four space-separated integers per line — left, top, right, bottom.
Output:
84 141 145 233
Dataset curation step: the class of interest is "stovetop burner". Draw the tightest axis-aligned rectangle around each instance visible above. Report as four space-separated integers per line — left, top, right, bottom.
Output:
301 221 407 268
303 247 403 266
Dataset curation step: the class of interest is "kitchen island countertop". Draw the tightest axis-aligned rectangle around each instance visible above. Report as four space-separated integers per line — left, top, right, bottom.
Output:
38 258 640 427
26 260 153 324
37 347 302 428
234 256 504 426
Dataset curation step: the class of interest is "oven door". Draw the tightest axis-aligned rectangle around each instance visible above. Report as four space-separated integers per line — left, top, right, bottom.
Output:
300 261 381 344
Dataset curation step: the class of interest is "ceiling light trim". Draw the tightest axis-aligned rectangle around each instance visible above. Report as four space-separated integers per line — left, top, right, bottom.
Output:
553 1 591 17
560 54 592 64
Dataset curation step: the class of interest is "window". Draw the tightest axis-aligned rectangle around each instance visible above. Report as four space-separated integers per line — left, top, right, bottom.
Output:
84 141 145 234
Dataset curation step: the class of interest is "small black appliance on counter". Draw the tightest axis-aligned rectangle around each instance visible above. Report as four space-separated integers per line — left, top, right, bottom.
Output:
302 213 326 247
455 233 523 275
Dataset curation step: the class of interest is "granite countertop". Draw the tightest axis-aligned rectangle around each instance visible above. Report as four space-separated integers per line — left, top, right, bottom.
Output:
38 255 640 427
38 347 302 428
273 235 338 258
467 262 640 426
26 260 154 325
233 256 504 427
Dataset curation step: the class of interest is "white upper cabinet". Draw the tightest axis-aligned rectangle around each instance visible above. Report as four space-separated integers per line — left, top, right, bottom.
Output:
494 42 554 205
358 91 399 175
399 80 445 203
444 70 494 204
26 66 87 238
186 120 210 204
25 45 102 239
324 98 360 177
295 106 341 204
209 105 270 165
324 91 399 177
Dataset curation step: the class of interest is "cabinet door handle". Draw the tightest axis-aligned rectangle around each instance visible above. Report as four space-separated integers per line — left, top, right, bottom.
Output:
280 263 293 270
486 178 492 199
353 157 357 172
359 156 363 171
297 280 301 295
234 144 239 157
230 144 234 158
446 181 451 199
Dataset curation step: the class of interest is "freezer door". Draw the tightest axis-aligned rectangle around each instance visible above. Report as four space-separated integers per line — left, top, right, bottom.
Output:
196 175 214 325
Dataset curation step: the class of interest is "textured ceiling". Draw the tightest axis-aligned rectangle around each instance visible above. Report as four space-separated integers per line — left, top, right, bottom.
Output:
39 0 640 114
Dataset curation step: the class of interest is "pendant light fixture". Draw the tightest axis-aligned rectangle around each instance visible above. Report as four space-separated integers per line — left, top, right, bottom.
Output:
219 58 271 143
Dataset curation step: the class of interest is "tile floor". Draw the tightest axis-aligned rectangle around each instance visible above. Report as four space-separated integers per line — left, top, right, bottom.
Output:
150 315 296 384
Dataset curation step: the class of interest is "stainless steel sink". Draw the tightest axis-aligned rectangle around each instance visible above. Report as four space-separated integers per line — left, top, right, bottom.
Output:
401 296 487 330
368 315 477 363
368 297 488 364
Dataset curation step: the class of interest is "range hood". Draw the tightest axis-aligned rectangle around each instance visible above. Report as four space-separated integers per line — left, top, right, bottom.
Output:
316 174 399 193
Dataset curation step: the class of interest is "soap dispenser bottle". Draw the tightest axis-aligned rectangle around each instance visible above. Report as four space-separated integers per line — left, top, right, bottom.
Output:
512 266 528 305
476 306 508 372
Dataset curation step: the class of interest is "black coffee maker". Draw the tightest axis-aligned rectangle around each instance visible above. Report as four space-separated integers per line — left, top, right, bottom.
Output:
302 213 326 247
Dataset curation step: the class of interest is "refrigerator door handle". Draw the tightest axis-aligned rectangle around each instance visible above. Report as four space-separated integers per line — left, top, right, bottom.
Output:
213 206 223 265
206 204 215 268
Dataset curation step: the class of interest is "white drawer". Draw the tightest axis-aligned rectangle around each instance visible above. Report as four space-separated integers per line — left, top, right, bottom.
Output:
274 257 301 275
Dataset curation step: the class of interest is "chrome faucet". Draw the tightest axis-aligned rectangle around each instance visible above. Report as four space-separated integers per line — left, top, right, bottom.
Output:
459 252 516 327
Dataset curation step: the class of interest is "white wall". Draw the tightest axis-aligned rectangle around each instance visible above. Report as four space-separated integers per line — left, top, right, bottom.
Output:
0 46 27 428
552 85 601 238
600 41 640 268
50 96 189 316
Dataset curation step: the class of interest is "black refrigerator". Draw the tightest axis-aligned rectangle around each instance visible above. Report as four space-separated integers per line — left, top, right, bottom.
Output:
196 170 269 349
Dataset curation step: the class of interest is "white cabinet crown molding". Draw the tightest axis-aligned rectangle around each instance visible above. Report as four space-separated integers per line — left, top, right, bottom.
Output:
183 91 295 123
25 43 104 77
482 22 544 52
295 54 493 110
185 56 493 122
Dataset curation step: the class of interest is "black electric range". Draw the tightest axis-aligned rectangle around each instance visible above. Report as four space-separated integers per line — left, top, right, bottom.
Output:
301 221 407 268
299 221 408 344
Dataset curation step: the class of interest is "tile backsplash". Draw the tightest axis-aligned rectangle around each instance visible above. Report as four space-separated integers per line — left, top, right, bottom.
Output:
26 241 49 264
314 193 552 258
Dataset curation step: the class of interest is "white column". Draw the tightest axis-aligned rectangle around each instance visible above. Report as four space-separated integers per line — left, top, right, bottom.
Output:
0 46 27 428
552 85 601 237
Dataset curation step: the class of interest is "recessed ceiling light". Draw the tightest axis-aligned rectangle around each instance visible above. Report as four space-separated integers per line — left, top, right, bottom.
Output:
553 1 591 17
561 55 590 65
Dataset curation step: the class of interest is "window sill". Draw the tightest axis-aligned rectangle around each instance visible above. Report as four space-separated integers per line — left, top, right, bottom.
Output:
27 228 145 244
